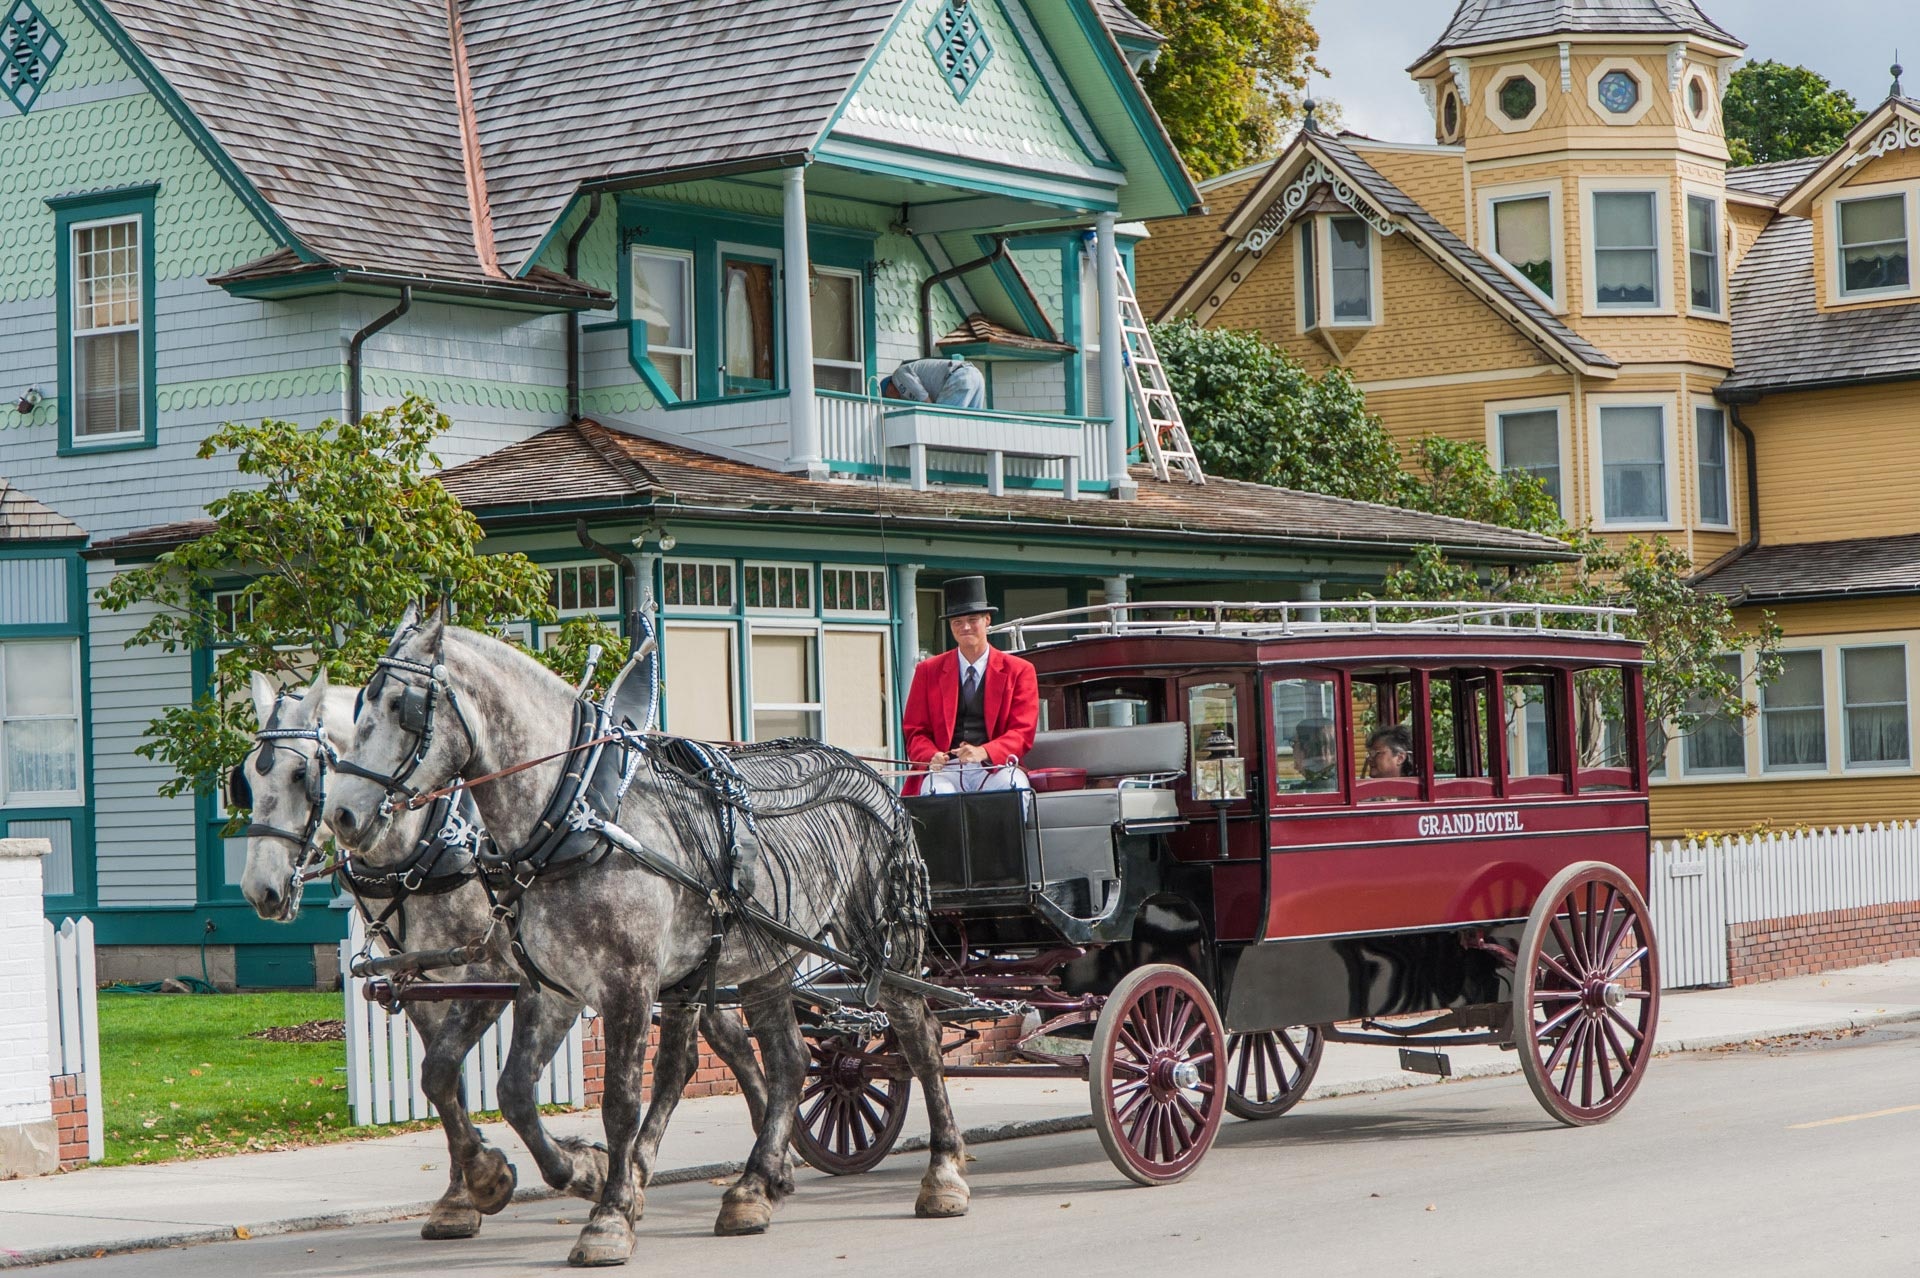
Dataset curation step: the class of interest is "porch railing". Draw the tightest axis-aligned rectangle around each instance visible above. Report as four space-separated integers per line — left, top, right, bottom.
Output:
817 391 1108 498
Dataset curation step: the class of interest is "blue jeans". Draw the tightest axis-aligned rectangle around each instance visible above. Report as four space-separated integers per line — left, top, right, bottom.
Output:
932 364 986 409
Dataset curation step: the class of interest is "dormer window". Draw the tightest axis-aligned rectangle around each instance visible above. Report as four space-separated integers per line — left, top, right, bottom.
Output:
1837 193 1910 297
1296 213 1378 329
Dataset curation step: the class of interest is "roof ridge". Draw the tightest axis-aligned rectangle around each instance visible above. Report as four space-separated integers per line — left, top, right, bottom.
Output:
445 0 503 278
573 419 662 491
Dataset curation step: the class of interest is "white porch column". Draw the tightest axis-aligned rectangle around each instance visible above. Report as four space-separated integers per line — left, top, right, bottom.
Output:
1101 573 1131 610
783 166 824 478
0 838 55 1178
1095 214 1135 499
1300 578 1323 623
895 561 925 673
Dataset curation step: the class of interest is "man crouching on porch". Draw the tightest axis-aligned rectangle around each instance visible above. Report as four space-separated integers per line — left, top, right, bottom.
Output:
902 576 1037 795
881 357 986 409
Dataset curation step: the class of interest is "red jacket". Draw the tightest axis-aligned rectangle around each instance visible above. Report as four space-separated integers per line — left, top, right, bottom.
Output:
901 646 1039 794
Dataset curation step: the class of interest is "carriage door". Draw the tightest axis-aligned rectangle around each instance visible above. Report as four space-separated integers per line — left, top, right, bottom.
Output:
1177 673 1257 859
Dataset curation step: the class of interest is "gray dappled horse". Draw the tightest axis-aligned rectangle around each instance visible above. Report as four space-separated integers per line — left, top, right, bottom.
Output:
237 668 773 1242
323 612 969 1267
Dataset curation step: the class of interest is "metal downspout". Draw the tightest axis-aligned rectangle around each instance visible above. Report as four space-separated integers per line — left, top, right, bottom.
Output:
920 236 1011 358
565 194 605 423
1728 402 1760 558
347 286 412 424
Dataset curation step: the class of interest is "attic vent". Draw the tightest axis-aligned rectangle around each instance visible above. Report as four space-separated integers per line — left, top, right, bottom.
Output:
1 0 63 116
925 0 993 103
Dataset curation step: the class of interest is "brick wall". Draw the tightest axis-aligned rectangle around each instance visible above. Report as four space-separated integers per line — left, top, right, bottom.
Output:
50 1074 88 1168
580 1013 1029 1106
1727 901 1920 986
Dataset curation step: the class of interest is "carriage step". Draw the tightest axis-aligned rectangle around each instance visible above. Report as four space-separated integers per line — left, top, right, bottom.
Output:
1398 1048 1453 1078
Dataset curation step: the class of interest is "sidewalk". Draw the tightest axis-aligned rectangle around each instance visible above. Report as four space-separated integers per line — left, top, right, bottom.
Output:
6 957 1920 1269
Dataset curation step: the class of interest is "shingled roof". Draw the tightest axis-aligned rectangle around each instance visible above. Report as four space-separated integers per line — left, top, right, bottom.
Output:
1717 217 1920 399
430 420 1572 562
1694 533 1920 604
0 479 85 542
1724 157 1825 203
1092 0 1165 46
1411 0 1742 70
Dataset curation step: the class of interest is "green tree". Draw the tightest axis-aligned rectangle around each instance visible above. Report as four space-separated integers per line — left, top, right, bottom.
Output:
1148 318 1403 500
1130 0 1321 178
96 396 556 799
532 616 632 700
1724 60 1863 166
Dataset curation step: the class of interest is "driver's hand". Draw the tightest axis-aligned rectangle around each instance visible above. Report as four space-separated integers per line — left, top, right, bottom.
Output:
929 752 949 770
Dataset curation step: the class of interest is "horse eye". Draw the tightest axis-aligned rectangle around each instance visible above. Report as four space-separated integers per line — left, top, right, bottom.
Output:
291 763 308 783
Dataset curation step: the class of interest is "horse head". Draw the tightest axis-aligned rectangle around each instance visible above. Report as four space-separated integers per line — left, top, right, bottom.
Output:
238 667 349 921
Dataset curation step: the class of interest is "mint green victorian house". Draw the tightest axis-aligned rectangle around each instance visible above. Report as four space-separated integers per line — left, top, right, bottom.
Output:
1 0 1567 984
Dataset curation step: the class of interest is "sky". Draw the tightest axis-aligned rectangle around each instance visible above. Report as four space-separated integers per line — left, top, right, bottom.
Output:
1305 0 1918 146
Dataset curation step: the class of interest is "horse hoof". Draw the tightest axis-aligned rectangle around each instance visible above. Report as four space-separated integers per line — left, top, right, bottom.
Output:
915 1179 971 1219
465 1147 518 1216
714 1189 774 1237
561 1137 609 1202
567 1212 636 1268
420 1203 482 1240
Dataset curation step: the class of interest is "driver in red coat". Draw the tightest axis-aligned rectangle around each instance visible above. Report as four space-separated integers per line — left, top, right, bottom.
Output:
901 576 1038 795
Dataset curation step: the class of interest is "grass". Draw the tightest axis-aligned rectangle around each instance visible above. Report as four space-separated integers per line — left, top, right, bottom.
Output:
96 992 435 1166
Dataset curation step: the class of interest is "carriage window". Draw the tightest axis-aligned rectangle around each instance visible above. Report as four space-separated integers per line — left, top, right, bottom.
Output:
1575 666 1633 789
1272 676 1338 793
1503 675 1564 779
1351 669 1417 799
1187 684 1242 798
1431 671 1494 780
1081 678 1161 727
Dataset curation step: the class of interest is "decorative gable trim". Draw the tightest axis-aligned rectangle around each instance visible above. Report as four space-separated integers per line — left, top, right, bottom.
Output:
1845 115 1920 169
1240 157 1397 254
1780 99 1920 217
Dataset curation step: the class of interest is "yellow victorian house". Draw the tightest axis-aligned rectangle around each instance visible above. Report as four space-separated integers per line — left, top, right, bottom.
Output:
1139 0 1920 837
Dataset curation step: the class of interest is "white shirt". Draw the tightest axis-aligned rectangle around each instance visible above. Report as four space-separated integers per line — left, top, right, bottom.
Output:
957 650 989 691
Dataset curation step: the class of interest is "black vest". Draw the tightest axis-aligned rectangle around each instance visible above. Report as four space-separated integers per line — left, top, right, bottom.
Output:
950 662 987 749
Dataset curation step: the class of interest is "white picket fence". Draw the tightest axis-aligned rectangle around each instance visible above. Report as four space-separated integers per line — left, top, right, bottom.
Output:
1649 822 1920 990
339 913 589 1125
44 916 103 1163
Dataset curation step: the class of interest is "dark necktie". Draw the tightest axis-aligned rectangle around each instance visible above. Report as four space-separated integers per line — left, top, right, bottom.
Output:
963 666 979 699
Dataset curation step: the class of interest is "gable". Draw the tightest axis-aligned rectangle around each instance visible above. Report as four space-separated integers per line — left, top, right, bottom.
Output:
830 0 1109 183
1137 169 1264 319
1 0 278 306
1778 99 1920 219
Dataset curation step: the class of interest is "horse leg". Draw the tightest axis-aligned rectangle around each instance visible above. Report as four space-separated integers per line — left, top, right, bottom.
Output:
411 998 509 1237
881 990 969 1218
630 1005 784 1193
714 979 806 1237
568 990 655 1268
494 993 602 1208
701 1004 790 1192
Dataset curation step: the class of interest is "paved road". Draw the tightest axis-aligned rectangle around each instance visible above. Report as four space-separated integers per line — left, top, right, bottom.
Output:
40 1026 1920 1276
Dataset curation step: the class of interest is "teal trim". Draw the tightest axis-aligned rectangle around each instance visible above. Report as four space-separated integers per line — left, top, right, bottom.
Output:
825 458 1105 493
67 0 314 259
974 232 1058 342
666 388 791 411
995 0 1123 165
1 0 65 115
720 247 784 395
51 185 158 456
8 545 93 912
1059 0 1197 211
79 903 347 948
815 143 1120 211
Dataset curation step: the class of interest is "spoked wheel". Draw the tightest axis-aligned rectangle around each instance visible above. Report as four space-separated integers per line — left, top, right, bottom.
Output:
1513 861 1661 1127
1089 964 1227 1186
791 1029 911 1175
1223 1025 1324 1121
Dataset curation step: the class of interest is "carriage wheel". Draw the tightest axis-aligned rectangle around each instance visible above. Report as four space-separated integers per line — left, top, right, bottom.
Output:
1223 1026 1324 1121
791 1029 911 1175
1513 861 1660 1127
1089 964 1227 1186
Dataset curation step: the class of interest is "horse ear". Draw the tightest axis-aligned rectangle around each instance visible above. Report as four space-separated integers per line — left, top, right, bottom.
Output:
250 671 279 729
417 602 448 647
308 666 331 700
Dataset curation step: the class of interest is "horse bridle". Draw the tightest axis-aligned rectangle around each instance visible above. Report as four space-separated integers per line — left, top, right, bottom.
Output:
234 691 337 879
334 642 477 820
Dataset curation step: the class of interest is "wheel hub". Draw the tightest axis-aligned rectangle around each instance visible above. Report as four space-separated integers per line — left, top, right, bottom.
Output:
1580 975 1626 1014
1148 1054 1202 1093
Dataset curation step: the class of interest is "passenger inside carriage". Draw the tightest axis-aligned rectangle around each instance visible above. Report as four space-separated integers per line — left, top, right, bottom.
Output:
1286 718 1338 792
1365 725 1417 778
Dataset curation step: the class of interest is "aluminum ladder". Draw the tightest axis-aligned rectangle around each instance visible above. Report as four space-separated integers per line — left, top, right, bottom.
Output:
1098 239 1204 484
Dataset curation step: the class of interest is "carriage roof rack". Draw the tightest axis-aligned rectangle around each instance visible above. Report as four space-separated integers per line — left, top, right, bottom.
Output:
992 600 1638 649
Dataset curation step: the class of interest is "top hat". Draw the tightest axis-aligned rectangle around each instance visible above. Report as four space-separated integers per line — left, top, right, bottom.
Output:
940 575 997 619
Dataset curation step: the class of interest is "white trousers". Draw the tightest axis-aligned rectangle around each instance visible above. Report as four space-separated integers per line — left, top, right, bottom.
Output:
925 761 1031 794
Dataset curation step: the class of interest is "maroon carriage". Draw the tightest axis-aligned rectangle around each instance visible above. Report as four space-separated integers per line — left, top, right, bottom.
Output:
791 601 1660 1185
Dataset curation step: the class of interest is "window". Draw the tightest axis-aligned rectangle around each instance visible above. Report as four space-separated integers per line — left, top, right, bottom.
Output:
1696 406 1730 527
631 247 694 400
1843 645 1909 767
663 623 737 741
1687 195 1720 313
812 267 865 394
1493 194 1554 298
1687 76 1708 120
1441 91 1459 140
1498 76 1537 121
749 630 820 740
1837 194 1910 297
1762 651 1826 771
548 562 620 618
1186 682 1243 801
1298 221 1317 329
742 563 812 614
67 216 145 443
821 566 887 617
1683 654 1745 775
1352 668 1418 800
1496 407 1562 509
1080 678 1162 728
1593 191 1659 308
1431 669 1493 783
1 640 82 804
1575 667 1632 788
823 628 892 757
722 255 778 395
1272 675 1338 794
1503 675 1563 781
1597 69 1640 114
662 558 736 613
1328 217 1372 323
1600 404 1668 523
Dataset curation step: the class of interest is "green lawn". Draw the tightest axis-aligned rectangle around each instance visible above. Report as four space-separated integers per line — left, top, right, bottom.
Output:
96 992 434 1165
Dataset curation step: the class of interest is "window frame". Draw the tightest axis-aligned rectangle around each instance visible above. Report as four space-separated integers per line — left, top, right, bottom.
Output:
1320 214 1379 328
1685 188 1725 317
747 622 823 743
1761 648 1830 775
1481 183 1563 309
1841 643 1911 771
49 184 159 455
1582 179 1670 315
1485 396 1570 515
1590 395 1680 531
1830 185 1915 303
1267 668 1345 807
1694 404 1733 530
1500 668 1572 798
627 244 697 403
1484 63 1548 133
1586 57 1654 126
810 265 868 396
741 561 815 618
718 244 785 397
546 560 623 620
0 638 84 808
1296 218 1318 331
820 564 890 619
